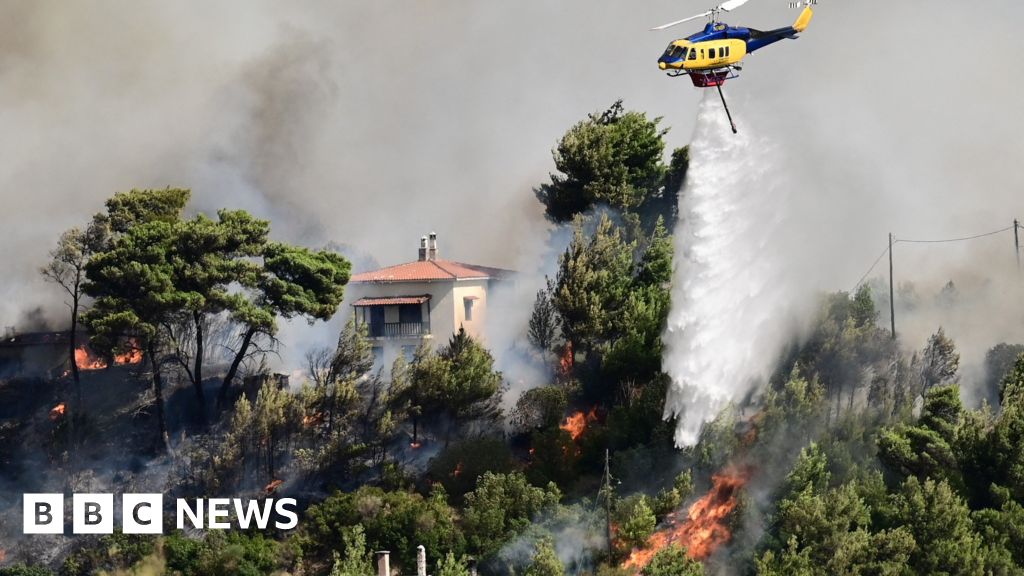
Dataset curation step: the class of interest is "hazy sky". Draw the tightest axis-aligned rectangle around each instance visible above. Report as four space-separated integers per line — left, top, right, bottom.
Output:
1 1 1022 367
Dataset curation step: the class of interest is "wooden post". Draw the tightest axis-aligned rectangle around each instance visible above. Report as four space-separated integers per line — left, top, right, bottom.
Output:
604 449 613 553
1014 219 1020 272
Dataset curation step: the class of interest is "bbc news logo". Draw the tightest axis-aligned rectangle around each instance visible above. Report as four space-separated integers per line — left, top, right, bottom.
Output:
23 494 298 534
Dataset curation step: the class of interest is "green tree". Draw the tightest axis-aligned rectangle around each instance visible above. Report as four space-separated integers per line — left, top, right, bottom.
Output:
462 471 561 557
877 385 964 491
40 220 108 404
641 545 703 576
896 477 985 575
616 494 657 549
511 386 569 433
329 525 375 576
218 241 351 408
536 100 668 223
83 192 193 450
554 213 634 354
525 538 565 576
435 552 472 576
408 329 504 446
920 327 960 393
984 344 1024 403
528 276 560 354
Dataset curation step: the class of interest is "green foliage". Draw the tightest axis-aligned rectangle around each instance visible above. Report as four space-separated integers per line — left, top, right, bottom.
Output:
615 494 657 549
529 277 560 353
427 439 515 502
302 485 464 571
761 366 825 443
985 344 1024 402
554 213 635 352
536 101 668 223
920 327 960 392
524 538 565 576
435 552 472 576
0 566 55 576
878 385 964 491
462 471 561 557
640 545 703 576
511 386 569 433
897 477 985 575
60 532 156 576
405 328 504 444
328 525 374 576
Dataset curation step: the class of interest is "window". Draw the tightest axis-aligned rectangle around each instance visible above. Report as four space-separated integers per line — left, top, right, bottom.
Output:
402 345 417 363
724 46 730 56
688 49 697 60
371 346 384 372
398 303 422 324
700 49 705 59
709 48 717 58
464 298 474 321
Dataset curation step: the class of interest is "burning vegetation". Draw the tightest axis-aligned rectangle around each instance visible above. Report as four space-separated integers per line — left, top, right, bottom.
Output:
559 407 598 441
49 403 66 421
73 341 142 371
623 466 751 571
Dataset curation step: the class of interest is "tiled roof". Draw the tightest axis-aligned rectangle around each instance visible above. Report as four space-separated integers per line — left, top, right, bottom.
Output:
352 295 431 306
350 259 513 283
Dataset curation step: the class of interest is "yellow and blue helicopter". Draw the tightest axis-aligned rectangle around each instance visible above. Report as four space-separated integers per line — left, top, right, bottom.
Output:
652 0 815 132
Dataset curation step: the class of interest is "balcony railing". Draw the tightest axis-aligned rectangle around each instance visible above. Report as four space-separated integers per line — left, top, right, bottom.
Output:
367 321 430 339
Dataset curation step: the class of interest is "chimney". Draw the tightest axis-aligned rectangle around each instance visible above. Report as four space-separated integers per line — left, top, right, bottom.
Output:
418 236 428 262
376 551 391 576
428 232 438 261
416 545 427 576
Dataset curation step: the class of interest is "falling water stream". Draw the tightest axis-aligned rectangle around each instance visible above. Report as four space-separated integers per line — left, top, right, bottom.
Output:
663 92 797 446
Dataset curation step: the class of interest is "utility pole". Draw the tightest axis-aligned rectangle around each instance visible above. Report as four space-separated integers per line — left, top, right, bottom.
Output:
888 233 896 340
1015 219 1020 272
603 449 613 553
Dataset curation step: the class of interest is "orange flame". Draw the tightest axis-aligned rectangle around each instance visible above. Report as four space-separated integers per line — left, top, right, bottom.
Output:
302 412 325 427
74 339 142 371
50 403 66 421
75 346 107 370
264 479 284 493
452 462 464 478
559 407 598 441
410 442 422 450
558 341 574 376
623 467 751 571
0 548 5 563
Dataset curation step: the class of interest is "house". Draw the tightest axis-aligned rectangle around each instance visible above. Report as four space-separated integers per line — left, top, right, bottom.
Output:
346 232 513 370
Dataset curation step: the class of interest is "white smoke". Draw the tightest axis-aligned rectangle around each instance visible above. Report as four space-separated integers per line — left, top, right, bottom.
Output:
662 92 807 446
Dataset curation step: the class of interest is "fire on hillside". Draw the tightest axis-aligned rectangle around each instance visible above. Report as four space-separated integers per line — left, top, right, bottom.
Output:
623 466 752 571
74 340 143 371
560 407 598 441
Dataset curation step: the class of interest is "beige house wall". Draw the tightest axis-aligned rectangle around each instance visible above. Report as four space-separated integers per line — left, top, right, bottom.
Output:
343 278 493 373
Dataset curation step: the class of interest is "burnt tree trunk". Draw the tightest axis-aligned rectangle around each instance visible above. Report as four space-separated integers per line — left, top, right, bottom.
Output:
69 294 81 405
148 340 168 452
219 326 257 410
192 311 207 424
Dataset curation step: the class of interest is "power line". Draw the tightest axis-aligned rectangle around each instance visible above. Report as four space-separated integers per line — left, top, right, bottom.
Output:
850 244 890 292
894 225 1015 244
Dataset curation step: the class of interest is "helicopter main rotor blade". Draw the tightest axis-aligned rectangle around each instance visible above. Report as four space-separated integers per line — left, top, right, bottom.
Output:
720 0 751 12
650 10 713 31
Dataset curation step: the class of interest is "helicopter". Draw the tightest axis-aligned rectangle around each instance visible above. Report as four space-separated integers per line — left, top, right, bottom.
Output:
652 0 815 133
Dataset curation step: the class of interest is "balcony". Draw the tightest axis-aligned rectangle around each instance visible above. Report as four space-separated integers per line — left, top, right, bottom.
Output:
367 321 431 339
